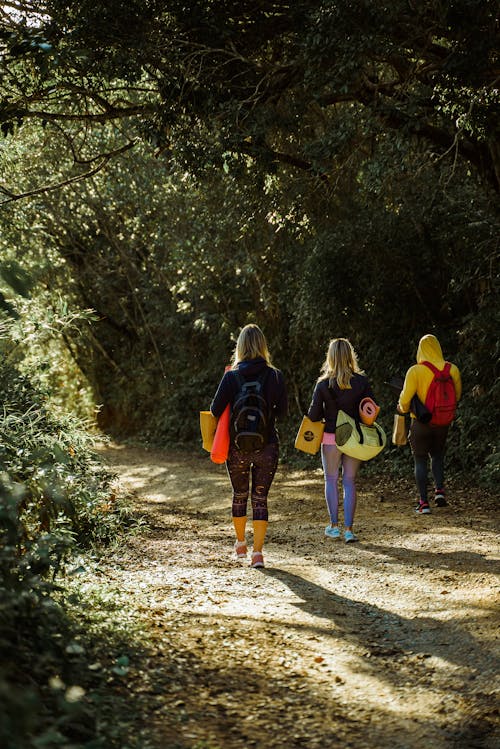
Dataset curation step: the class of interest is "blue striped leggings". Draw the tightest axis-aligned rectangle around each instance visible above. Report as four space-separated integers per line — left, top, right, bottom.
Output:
321 443 361 528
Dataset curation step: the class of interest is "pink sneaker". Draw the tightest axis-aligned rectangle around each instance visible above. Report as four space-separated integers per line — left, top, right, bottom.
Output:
234 540 247 559
415 501 431 514
251 551 264 568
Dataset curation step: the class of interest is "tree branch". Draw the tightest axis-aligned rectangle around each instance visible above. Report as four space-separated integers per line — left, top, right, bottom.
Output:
0 138 139 205
13 104 156 124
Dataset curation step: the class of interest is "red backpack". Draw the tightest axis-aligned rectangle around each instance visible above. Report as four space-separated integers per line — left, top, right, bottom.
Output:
421 361 457 426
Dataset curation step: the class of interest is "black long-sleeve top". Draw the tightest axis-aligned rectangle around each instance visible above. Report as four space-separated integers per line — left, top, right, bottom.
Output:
307 374 375 433
210 356 288 444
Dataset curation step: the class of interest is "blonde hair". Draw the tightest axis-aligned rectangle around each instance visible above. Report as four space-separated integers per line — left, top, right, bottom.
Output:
319 338 363 389
232 324 273 367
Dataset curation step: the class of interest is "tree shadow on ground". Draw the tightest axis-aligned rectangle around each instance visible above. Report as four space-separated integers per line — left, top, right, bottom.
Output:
147 607 484 749
99 445 500 748
359 542 500 576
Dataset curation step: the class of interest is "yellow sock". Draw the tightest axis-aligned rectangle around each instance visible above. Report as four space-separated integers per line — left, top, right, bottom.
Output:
232 515 247 542
252 520 268 552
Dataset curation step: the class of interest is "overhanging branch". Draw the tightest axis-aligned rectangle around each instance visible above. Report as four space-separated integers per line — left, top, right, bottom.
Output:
0 138 139 205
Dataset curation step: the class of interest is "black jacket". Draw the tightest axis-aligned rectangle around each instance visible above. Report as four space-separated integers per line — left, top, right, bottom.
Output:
210 357 288 444
307 374 375 433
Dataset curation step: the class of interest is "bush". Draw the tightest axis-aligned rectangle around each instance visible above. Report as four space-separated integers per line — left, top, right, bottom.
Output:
0 359 137 748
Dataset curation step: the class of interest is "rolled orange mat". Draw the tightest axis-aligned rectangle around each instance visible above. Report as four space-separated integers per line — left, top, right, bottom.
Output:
210 405 230 463
210 365 232 464
359 397 380 426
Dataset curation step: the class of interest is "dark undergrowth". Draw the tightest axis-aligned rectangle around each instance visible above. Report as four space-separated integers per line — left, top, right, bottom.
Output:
0 360 150 749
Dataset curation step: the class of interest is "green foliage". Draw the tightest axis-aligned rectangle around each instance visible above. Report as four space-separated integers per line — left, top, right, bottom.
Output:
0 3 498 487
0 356 144 747
0 360 120 546
1 1 499 191
0 505 150 748
1 109 498 482
0 9 497 743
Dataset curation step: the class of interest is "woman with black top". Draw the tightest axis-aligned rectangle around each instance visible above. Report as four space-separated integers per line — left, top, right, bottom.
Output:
307 338 376 543
210 324 287 568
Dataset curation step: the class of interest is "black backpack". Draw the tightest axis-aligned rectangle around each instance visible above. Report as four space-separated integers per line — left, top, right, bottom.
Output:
231 370 270 452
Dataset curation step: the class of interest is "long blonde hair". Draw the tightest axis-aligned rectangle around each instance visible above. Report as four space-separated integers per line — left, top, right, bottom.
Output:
319 338 363 389
232 324 273 367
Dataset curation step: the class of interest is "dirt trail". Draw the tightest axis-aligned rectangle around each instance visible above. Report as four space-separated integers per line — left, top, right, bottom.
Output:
98 444 499 749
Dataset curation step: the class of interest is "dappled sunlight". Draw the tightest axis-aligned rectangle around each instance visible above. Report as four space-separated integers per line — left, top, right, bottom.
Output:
125 597 494 745
2 0 498 744
395 524 500 549
96 445 500 748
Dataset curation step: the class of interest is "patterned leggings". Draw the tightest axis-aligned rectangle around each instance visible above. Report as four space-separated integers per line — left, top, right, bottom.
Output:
226 442 279 521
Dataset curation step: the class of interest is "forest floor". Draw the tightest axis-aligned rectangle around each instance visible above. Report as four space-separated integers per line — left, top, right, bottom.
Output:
94 443 499 749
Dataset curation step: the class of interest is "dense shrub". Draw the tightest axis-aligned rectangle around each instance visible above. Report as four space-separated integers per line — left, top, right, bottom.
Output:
0 359 136 748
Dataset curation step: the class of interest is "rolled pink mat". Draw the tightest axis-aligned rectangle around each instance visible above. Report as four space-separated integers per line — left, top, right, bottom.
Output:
359 397 380 426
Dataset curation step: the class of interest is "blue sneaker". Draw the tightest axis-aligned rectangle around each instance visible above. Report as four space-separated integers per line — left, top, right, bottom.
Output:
344 530 358 543
325 524 341 539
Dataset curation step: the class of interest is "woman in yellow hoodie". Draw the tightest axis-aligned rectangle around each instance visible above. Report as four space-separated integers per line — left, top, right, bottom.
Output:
398 334 462 514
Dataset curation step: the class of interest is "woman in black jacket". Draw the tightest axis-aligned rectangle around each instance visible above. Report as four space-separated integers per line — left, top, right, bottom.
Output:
308 338 375 543
211 324 287 568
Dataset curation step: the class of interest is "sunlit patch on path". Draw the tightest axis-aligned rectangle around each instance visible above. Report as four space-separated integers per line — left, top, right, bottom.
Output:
97 443 500 749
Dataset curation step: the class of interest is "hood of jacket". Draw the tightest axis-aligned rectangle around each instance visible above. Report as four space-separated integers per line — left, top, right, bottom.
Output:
236 356 269 377
416 334 445 366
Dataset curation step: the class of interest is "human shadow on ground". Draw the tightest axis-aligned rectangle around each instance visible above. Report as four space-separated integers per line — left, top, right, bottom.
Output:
262 566 499 678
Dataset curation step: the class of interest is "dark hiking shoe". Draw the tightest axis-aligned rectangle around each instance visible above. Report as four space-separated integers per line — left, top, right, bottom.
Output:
415 502 431 515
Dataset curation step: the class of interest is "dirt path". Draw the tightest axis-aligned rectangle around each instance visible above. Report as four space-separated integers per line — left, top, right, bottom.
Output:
97 444 499 749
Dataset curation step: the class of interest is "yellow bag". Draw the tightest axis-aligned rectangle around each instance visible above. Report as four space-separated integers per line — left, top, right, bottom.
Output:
335 410 386 461
199 410 218 452
294 416 325 455
392 413 407 446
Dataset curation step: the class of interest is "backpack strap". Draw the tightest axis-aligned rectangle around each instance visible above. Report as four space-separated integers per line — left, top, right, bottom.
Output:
232 367 269 396
232 371 245 392
257 369 271 411
421 361 451 377
257 367 270 388
421 360 439 375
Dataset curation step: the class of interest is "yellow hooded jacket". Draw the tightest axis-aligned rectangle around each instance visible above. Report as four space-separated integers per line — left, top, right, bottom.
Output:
398 335 462 419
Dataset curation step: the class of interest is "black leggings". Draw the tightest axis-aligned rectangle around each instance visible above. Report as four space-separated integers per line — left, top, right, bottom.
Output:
409 420 448 502
226 442 279 521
